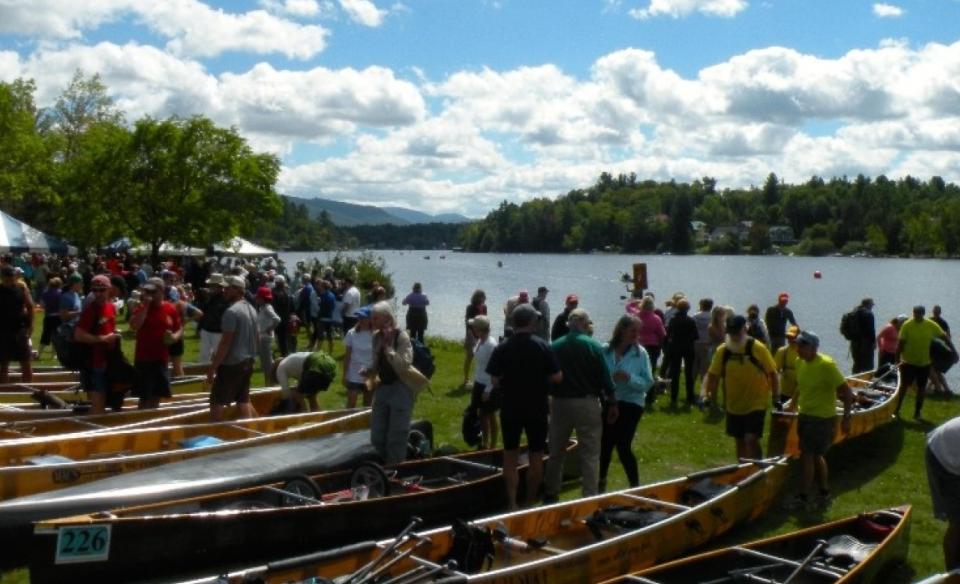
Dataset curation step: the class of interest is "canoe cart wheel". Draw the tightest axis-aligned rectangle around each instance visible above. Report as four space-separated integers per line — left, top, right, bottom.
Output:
279 475 322 507
350 461 390 498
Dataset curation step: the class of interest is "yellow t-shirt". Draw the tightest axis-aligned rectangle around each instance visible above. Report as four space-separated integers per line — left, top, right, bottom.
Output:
898 318 944 367
708 340 777 415
796 353 847 418
775 344 799 398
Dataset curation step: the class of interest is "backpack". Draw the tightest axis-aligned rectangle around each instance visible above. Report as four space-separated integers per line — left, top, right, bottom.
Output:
461 405 483 447
720 338 765 378
840 310 860 341
53 320 86 370
410 338 436 379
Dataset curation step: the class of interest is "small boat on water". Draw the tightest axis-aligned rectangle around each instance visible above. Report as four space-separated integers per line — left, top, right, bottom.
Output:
27 441 577 583
0 407 366 466
768 367 900 457
3 362 208 384
605 506 911 584
193 457 789 584
0 387 282 436
0 408 371 500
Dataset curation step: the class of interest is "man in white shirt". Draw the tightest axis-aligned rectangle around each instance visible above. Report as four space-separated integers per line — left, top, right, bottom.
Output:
927 415 960 570
341 277 362 333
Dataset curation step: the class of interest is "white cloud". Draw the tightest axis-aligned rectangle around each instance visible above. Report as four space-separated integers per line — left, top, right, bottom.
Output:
0 0 329 59
629 0 748 19
872 3 904 18
338 0 388 27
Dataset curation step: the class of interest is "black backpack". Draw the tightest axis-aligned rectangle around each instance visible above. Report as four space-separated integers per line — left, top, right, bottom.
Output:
410 338 436 379
840 310 860 341
461 405 483 447
53 320 86 370
720 338 765 377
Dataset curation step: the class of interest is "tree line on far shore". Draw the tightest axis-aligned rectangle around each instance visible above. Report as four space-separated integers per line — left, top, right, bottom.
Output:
458 172 960 257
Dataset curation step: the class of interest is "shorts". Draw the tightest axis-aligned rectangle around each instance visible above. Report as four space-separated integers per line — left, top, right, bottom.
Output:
297 369 332 396
0 332 28 363
211 359 254 406
134 361 172 400
40 315 61 345
80 367 109 394
169 339 185 358
345 381 367 394
900 363 931 392
797 414 835 456
926 446 960 522
725 410 766 439
471 381 501 413
314 318 334 340
500 405 547 452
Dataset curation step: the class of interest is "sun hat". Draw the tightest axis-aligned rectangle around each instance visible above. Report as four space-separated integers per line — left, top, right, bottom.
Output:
224 275 246 289
205 273 225 287
467 314 491 331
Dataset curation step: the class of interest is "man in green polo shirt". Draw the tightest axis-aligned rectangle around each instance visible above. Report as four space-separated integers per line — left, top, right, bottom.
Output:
786 331 853 511
897 305 951 420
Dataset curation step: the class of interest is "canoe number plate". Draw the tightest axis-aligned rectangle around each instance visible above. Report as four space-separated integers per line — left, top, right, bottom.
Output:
55 525 111 564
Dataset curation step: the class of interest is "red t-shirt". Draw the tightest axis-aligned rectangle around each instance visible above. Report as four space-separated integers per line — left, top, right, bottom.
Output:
77 301 117 369
134 301 182 363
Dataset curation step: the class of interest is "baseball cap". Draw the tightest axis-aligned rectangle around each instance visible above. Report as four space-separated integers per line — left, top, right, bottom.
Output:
786 325 800 339
256 286 273 301
796 331 820 348
355 306 372 320
725 314 747 335
518 289 529 302
224 275 246 289
468 314 491 331
778 292 790 301
91 275 111 290
511 303 541 327
537 286 549 294
565 294 579 305
66 272 83 285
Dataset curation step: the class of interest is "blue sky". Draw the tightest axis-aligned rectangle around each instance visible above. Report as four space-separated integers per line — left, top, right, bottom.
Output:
1 0 958 216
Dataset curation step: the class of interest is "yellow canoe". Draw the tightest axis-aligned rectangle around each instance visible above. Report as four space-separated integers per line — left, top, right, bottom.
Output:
207 457 789 584
603 505 912 583
3 362 208 384
768 368 899 457
0 388 282 440
0 407 368 466
0 375 208 405
0 408 370 500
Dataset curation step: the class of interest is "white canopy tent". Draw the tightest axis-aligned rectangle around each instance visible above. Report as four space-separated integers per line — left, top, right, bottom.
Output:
213 237 276 257
0 210 77 255
130 242 206 257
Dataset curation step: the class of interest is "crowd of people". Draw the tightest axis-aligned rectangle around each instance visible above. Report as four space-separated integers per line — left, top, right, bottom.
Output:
1 250 959 570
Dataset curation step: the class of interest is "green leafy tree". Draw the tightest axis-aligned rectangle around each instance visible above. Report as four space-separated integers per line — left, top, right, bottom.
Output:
45 70 124 160
0 79 58 223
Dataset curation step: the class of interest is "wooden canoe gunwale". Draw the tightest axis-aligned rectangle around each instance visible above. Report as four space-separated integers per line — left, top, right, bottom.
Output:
603 505 913 584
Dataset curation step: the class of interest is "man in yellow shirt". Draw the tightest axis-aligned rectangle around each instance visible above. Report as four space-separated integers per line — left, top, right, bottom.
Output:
897 305 951 420
787 331 853 510
705 315 780 461
775 326 800 406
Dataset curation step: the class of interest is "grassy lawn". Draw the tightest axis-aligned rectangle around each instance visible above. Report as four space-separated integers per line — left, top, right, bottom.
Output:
2 313 956 583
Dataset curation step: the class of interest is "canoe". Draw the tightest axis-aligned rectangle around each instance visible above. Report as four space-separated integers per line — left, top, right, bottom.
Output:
2 362 208 384
0 407 367 466
0 408 371 500
768 367 900 457
27 441 577 583
0 375 208 405
605 505 911 584
0 422 425 571
0 388 282 439
194 457 790 584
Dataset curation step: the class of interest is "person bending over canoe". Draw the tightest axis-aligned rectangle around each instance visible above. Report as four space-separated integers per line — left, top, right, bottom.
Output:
785 331 852 511
487 303 562 509
129 277 182 410
926 415 960 571
273 350 338 412
207 275 259 422
704 314 780 461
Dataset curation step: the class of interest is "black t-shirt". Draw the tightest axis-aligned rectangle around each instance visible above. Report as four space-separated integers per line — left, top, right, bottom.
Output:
198 294 229 333
486 332 560 412
0 285 26 333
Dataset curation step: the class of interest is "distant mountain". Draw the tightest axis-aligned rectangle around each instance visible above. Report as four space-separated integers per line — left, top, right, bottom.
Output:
285 196 470 226
381 206 470 224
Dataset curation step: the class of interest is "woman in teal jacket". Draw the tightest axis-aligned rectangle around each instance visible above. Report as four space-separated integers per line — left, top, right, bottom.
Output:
599 314 654 491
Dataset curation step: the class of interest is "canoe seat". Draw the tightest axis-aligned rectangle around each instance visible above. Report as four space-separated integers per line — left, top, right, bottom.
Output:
823 535 877 564
681 478 733 506
584 506 671 541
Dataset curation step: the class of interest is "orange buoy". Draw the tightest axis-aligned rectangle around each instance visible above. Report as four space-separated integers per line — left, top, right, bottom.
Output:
814 270 822 279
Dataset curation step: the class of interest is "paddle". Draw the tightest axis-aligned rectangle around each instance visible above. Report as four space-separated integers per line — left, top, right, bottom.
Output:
354 535 430 584
344 516 423 584
782 540 827 584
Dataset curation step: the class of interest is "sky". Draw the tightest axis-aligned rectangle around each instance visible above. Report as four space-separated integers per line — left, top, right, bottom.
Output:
1 0 958 217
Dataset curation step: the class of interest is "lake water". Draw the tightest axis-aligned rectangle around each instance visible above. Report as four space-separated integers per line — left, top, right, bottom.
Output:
280 251 960 381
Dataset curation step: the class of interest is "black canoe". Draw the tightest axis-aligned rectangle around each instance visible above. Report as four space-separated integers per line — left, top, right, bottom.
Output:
0 422 431 570
27 441 575 583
